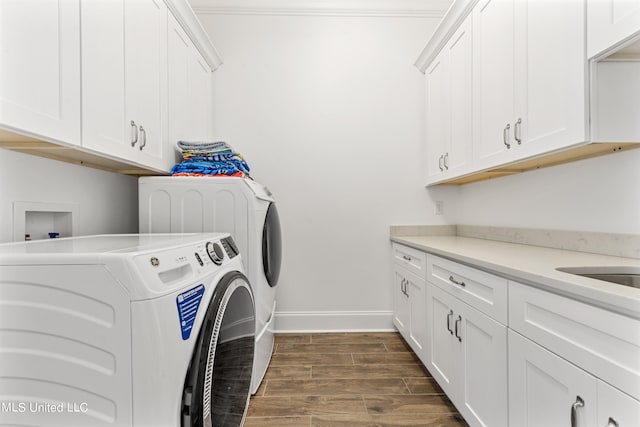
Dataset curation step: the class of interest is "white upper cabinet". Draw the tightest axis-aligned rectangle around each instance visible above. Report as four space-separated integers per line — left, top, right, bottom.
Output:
425 53 450 183
588 0 640 58
126 0 169 169
81 0 127 158
0 0 81 145
473 0 586 170
82 0 169 171
513 0 587 161
472 0 515 168
168 12 213 164
426 16 473 185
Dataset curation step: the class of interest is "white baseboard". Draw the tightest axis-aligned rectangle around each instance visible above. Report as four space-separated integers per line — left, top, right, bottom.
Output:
274 310 395 333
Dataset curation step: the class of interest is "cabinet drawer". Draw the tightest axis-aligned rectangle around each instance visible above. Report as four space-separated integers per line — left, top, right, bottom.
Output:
509 281 640 401
427 254 507 324
391 243 427 279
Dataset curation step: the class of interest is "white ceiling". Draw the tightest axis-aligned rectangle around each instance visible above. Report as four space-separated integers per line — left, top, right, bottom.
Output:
189 0 454 17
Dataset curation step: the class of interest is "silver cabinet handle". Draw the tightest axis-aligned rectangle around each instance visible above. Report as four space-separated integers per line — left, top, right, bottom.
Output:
130 120 139 147
515 118 522 145
571 396 584 427
139 126 147 150
503 123 511 149
454 315 462 342
402 255 412 262
606 417 619 427
446 310 454 335
400 278 406 296
449 275 466 287
444 152 449 170
438 155 444 171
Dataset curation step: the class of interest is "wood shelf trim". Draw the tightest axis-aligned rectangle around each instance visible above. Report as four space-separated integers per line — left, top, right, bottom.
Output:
433 142 640 186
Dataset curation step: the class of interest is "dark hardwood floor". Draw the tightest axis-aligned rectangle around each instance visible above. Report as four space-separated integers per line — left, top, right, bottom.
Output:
244 332 469 427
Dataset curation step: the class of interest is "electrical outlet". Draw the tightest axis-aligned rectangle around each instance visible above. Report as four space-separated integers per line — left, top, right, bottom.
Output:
435 201 444 215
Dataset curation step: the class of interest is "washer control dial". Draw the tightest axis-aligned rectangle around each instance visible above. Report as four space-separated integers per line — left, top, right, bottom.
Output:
206 241 225 265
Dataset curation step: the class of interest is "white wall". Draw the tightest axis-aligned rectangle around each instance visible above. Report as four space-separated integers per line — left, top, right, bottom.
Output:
452 149 640 235
0 148 139 243
197 10 452 330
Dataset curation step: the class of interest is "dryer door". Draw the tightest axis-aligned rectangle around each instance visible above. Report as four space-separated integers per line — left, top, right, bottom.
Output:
262 202 282 288
182 271 255 427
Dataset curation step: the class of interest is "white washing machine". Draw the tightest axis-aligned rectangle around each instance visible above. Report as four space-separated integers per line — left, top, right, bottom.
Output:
0 233 255 427
138 177 282 394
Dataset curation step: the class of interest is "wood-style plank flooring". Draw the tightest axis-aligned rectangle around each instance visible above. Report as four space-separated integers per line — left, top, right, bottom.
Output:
245 332 469 427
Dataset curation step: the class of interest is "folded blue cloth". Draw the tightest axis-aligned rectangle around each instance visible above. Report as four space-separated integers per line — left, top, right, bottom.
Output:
171 160 244 176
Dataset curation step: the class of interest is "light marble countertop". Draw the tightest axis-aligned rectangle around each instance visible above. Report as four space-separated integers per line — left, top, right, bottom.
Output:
391 234 640 318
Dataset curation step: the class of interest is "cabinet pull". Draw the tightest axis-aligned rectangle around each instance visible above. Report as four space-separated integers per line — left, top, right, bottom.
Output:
606 417 619 427
454 315 462 342
130 120 139 147
402 255 412 262
444 152 449 170
449 275 466 287
503 123 511 149
139 126 147 150
515 118 522 145
446 310 454 335
571 396 584 427
438 155 444 171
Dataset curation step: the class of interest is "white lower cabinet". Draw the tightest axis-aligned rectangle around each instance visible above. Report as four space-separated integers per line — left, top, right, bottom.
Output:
509 329 640 427
426 282 507 427
391 243 640 427
392 265 428 364
598 380 640 427
509 329 597 427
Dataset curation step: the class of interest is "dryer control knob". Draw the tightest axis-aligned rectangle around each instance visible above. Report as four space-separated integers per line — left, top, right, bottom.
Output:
206 241 225 265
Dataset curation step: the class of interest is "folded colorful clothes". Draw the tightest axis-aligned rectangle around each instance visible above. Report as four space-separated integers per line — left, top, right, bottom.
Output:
171 160 247 177
171 140 251 177
177 141 231 153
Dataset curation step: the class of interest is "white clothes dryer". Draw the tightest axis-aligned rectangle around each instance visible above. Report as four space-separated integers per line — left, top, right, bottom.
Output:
138 177 282 394
0 233 255 427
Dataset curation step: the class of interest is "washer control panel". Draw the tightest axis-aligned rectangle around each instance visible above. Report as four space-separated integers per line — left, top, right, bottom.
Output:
205 241 225 265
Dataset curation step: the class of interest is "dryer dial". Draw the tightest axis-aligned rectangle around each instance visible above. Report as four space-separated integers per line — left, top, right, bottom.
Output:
206 241 225 265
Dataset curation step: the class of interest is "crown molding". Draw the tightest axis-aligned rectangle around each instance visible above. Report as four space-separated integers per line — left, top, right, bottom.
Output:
167 0 223 71
190 0 452 18
414 0 475 72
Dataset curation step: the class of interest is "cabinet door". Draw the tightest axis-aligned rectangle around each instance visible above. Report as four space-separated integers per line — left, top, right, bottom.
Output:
514 0 586 158
472 0 515 168
406 273 427 363
81 0 128 157
457 301 507 427
447 15 473 175
425 52 449 183
426 283 458 397
509 330 597 427
168 12 212 153
126 0 168 170
188 49 213 142
392 267 410 338
588 0 640 58
0 0 81 145
597 381 640 427
168 13 192 166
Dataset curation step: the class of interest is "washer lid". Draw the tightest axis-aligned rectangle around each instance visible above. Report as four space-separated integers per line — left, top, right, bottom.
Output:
0 233 227 256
